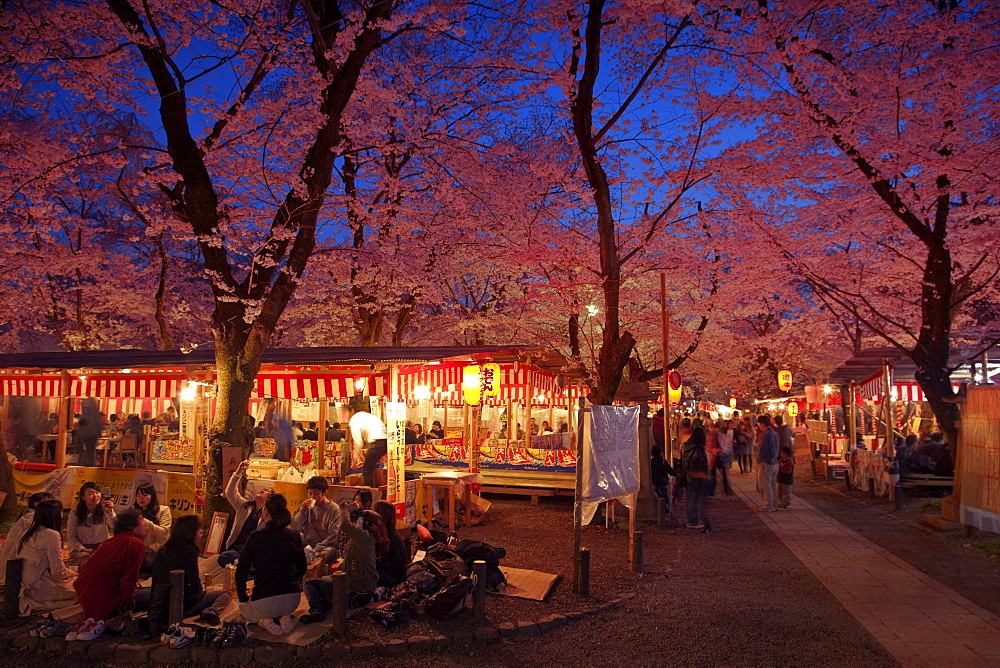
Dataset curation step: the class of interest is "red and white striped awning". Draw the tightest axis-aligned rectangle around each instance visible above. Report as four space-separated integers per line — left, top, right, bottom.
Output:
254 373 388 399
71 374 185 398
891 381 961 402
399 362 565 405
0 374 61 397
859 370 887 401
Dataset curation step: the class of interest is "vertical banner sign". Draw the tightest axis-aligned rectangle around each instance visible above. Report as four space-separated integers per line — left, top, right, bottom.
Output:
385 401 407 504
180 399 196 440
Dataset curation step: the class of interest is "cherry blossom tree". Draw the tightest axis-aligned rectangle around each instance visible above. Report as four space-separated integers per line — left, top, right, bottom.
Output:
707 0 1000 444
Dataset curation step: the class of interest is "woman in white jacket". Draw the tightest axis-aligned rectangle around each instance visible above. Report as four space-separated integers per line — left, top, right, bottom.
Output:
0 492 53 587
17 500 77 615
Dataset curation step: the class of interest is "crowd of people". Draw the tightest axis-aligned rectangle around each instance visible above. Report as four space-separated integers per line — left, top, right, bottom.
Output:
652 410 799 532
11 461 406 643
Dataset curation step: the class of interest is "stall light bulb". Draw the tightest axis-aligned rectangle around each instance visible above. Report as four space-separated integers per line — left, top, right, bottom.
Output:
180 385 197 402
414 385 431 400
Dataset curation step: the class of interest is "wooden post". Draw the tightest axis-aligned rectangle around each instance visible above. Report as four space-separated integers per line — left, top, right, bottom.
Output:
2 559 23 618
330 571 348 636
657 499 665 527
660 273 671 462
631 531 644 573
526 360 533 450
628 492 636 571
577 547 590 598
848 381 857 453
317 397 328 472
168 569 185 625
883 360 894 458
573 396 586 595
472 560 487 620
56 371 71 469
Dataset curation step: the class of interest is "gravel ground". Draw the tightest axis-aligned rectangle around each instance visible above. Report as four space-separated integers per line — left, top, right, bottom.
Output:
11 469 990 666
354 476 897 667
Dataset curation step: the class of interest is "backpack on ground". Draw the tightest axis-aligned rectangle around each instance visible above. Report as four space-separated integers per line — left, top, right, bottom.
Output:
453 538 507 591
425 575 474 620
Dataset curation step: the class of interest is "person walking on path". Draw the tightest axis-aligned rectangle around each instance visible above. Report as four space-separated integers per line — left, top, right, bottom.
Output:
777 446 795 508
734 419 753 474
756 415 780 512
774 414 793 453
681 427 711 531
708 420 734 498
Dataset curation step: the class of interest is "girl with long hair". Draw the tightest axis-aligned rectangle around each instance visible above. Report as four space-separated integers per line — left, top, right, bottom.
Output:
141 515 232 631
17 500 77 614
301 504 388 624
373 500 407 588
133 481 171 554
67 481 116 566
235 494 307 636
0 492 52 587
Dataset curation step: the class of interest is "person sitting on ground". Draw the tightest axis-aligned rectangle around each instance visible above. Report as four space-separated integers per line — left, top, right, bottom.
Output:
301 422 318 441
326 421 346 441
301 506 387 623
67 482 116 567
141 514 233 632
427 420 445 440
0 491 53 587
235 493 307 636
217 460 271 567
291 475 342 561
895 434 918 474
72 509 148 640
133 482 172 569
373 500 407 589
16 499 77 615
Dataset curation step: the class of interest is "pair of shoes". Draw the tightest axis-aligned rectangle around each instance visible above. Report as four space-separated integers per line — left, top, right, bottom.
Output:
278 615 295 634
299 612 326 624
160 624 188 645
28 616 52 637
685 523 704 529
259 617 284 635
221 620 247 648
169 627 196 648
66 618 102 641
76 619 104 641
40 619 73 638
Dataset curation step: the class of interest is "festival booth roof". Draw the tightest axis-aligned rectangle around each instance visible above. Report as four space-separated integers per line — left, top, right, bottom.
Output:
0 345 580 400
825 345 998 402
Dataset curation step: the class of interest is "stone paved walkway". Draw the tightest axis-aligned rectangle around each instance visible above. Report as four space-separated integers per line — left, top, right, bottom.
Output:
731 474 1000 667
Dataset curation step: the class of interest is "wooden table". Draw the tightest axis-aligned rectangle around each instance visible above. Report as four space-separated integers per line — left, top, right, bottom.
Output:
97 437 121 467
420 470 482 533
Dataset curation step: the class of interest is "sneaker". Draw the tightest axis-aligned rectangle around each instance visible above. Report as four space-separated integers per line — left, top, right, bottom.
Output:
160 624 186 645
169 627 196 648
66 618 91 641
702 527 713 534
278 615 295 634
299 612 326 624
221 620 247 648
76 619 105 641
210 623 229 648
28 618 52 637
259 617 283 635
782 504 792 508
685 523 704 529
40 620 73 638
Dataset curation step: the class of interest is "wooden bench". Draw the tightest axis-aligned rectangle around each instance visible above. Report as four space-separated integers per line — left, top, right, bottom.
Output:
898 473 954 488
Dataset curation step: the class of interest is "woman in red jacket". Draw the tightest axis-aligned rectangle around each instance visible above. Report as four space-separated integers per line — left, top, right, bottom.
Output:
69 508 147 641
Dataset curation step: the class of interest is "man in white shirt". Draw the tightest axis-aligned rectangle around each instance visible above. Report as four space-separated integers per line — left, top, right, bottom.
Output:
348 399 387 487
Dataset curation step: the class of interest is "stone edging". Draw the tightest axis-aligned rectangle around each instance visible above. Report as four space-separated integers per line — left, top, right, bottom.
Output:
0 592 636 664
